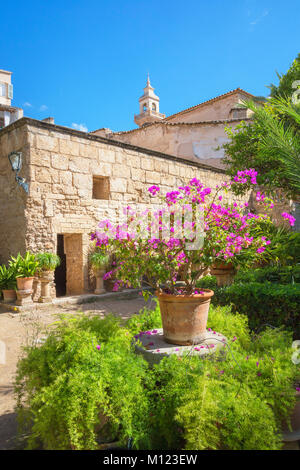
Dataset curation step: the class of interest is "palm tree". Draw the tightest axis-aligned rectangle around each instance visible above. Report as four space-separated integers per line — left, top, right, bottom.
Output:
244 98 300 197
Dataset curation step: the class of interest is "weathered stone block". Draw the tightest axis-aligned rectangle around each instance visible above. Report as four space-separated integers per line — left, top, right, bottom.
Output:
73 173 91 189
36 134 59 152
98 148 115 163
69 157 90 173
112 164 131 178
110 178 127 192
51 153 69 170
145 171 161 184
131 168 145 182
59 139 80 156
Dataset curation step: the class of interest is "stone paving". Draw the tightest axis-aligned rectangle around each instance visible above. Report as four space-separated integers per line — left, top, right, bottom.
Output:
0 296 152 449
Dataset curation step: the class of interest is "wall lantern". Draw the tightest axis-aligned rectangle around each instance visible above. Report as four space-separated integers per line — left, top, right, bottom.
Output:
8 151 29 193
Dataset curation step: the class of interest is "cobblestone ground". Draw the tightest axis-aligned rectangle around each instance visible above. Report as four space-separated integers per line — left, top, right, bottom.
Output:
0 296 153 450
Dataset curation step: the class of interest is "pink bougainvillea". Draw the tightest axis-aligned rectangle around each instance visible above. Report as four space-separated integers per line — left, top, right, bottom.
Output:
90 169 295 295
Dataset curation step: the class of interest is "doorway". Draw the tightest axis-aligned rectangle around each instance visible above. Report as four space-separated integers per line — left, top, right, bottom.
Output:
55 234 66 297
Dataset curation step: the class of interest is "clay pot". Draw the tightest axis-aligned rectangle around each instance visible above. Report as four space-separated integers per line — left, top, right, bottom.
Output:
16 277 34 291
156 289 214 345
2 289 17 302
211 262 235 287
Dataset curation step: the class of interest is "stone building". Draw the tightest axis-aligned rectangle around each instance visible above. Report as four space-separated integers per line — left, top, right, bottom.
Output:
0 74 295 298
0 117 241 297
93 77 255 169
0 70 23 129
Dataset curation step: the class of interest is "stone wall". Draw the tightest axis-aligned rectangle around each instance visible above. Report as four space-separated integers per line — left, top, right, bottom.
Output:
106 119 244 169
0 117 246 295
0 125 29 264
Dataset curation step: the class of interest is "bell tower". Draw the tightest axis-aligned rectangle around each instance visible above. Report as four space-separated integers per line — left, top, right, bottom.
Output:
134 74 165 127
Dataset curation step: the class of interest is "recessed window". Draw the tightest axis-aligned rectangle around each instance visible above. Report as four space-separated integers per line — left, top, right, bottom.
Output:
231 108 247 119
0 83 6 97
93 176 110 200
143 103 147 112
152 103 156 111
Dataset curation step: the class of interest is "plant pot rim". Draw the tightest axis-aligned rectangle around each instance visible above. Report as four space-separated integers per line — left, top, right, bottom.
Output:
156 289 214 301
2 288 16 292
212 262 234 269
16 276 35 280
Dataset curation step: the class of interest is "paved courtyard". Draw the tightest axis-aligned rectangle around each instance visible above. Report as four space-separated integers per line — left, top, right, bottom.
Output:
0 296 151 449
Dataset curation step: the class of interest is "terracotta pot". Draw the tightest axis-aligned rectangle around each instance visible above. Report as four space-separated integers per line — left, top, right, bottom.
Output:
211 262 235 287
2 289 17 302
39 270 54 282
16 277 34 291
156 289 214 345
212 262 234 270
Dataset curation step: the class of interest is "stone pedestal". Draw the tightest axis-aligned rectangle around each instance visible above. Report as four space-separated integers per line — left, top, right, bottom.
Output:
134 328 227 365
94 271 105 295
38 271 54 303
16 289 34 306
32 278 40 302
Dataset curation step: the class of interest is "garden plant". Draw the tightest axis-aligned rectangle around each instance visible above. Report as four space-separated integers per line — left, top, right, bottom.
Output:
15 303 300 450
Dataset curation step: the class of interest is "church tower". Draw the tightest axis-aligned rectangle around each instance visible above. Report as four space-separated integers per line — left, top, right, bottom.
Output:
134 74 165 127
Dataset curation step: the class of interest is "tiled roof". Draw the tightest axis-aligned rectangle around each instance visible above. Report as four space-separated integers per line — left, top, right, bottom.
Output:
163 88 255 121
105 117 251 136
91 88 254 136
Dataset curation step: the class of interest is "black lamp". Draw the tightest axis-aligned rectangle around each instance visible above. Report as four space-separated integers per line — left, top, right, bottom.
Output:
8 151 29 193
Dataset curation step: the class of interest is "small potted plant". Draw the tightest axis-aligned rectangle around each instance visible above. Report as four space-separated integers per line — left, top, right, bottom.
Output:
0 264 17 302
89 251 109 294
10 252 39 291
35 253 61 303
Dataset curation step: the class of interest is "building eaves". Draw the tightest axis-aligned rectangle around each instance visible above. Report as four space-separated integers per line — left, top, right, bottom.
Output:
0 117 227 174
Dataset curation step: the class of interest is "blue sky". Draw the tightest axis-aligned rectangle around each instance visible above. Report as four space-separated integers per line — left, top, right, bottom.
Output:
1 0 299 132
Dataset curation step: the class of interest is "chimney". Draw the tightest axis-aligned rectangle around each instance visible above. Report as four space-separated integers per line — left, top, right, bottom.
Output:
42 117 55 124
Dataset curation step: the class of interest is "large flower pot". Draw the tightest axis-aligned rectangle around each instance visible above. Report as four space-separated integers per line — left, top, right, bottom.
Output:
16 277 34 291
157 289 214 345
2 289 17 302
38 271 54 303
211 262 235 287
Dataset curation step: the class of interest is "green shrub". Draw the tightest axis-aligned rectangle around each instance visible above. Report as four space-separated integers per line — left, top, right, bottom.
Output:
0 264 17 291
197 272 300 336
15 305 299 450
235 265 300 284
35 252 60 272
10 252 39 278
215 282 300 337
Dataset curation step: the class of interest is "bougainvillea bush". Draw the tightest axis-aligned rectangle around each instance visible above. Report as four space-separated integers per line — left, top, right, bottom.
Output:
91 169 295 295
15 303 299 450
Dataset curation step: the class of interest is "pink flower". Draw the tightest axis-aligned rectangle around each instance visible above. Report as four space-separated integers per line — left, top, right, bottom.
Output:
281 212 296 227
96 345 101 350
148 185 160 196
